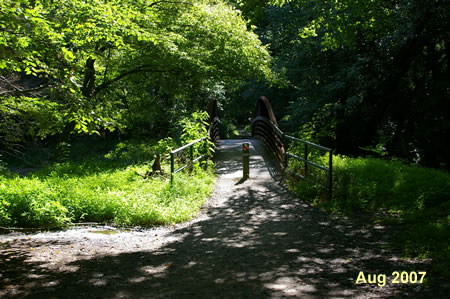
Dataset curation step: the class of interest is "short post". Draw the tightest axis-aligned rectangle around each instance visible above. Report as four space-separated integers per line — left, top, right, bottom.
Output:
328 150 333 200
243 142 249 179
189 145 194 172
283 134 288 169
304 143 308 178
170 152 174 184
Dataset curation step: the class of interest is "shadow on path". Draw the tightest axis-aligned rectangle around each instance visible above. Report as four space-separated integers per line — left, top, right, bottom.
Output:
0 140 439 298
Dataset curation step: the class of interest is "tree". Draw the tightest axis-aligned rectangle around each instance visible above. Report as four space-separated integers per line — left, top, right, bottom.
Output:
233 0 450 169
0 0 275 157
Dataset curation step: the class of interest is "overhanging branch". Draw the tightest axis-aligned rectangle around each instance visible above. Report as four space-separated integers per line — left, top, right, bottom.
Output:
93 64 181 97
0 76 50 97
149 1 193 8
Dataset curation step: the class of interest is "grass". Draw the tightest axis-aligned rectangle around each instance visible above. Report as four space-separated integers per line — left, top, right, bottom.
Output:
287 154 450 282
0 137 215 229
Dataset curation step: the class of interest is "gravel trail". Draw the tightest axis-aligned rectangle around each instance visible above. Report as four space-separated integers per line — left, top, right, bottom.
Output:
0 139 443 298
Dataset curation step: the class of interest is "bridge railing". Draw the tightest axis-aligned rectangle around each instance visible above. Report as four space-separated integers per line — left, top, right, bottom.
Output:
251 115 284 163
170 99 220 183
283 135 333 201
208 116 220 144
251 96 333 200
170 136 209 183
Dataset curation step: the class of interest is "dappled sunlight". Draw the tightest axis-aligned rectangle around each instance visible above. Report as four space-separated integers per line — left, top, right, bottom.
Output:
0 139 438 298
140 264 170 275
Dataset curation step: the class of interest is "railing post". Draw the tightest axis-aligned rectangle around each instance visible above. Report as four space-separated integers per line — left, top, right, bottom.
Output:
304 143 308 178
328 150 333 200
283 134 288 169
204 137 209 169
243 143 249 179
170 152 174 184
189 145 194 173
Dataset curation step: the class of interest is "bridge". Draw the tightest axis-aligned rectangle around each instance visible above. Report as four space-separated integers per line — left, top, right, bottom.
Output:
155 97 425 297
170 96 333 200
0 98 434 298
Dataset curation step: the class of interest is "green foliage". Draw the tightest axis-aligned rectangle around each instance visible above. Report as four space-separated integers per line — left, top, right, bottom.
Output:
0 140 215 228
0 175 71 228
171 111 215 170
1 0 276 156
154 137 177 163
104 141 156 164
104 136 178 165
233 0 450 170
179 111 210 144
328 157 450 211
288 154 450 280
219 119 240 139
0 96 62 144
0 111 217 228
182 111 215 157
289 155 450 212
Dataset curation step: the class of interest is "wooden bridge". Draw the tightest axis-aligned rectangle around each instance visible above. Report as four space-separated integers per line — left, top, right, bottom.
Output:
171 96 334 200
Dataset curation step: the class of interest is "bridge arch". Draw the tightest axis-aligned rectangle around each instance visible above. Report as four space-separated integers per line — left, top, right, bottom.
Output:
251 96 284 165
255 96 279 126
207 98 220 143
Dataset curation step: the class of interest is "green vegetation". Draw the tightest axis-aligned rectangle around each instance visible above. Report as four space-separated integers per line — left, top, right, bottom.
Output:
230 0 450 171
0 141 214 229
0 111 215 228
0 0 276 158
288 154 450 280
0 0 448 282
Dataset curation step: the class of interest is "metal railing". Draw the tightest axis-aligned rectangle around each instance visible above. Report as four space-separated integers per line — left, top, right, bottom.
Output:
208 116 220 144
251 96 333 200
283 135 333 200
251 115 284 164
170 136 209 183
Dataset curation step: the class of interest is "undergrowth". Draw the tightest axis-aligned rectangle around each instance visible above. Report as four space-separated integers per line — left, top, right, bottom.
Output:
287 154 450 282
0 157 214 228
0 112 215 229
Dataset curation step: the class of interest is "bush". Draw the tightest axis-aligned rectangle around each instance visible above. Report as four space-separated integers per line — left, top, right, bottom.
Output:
104 140 156 164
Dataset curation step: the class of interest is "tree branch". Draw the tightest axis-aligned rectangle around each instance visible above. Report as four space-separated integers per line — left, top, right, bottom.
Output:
149 1 193 8
93 64 181 97
0 76 50 97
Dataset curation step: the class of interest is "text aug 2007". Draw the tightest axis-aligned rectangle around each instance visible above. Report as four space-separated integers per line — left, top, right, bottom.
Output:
355 271 426 287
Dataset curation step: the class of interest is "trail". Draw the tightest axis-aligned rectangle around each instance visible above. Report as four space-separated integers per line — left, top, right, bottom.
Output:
0 139 438 298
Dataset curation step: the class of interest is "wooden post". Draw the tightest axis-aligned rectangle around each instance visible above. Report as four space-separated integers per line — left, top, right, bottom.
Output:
328 150 333 200
304 143 308 178
170 152 174 184
243 143 249 179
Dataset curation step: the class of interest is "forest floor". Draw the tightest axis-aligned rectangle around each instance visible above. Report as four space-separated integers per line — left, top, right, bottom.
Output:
0 139 447 298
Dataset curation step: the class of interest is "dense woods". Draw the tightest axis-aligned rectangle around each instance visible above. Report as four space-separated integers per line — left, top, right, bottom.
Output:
0 0 274 163
231 0 450 170
1 0 449 170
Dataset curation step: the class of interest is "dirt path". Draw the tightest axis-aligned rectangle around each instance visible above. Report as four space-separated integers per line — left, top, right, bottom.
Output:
0 139 443 298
